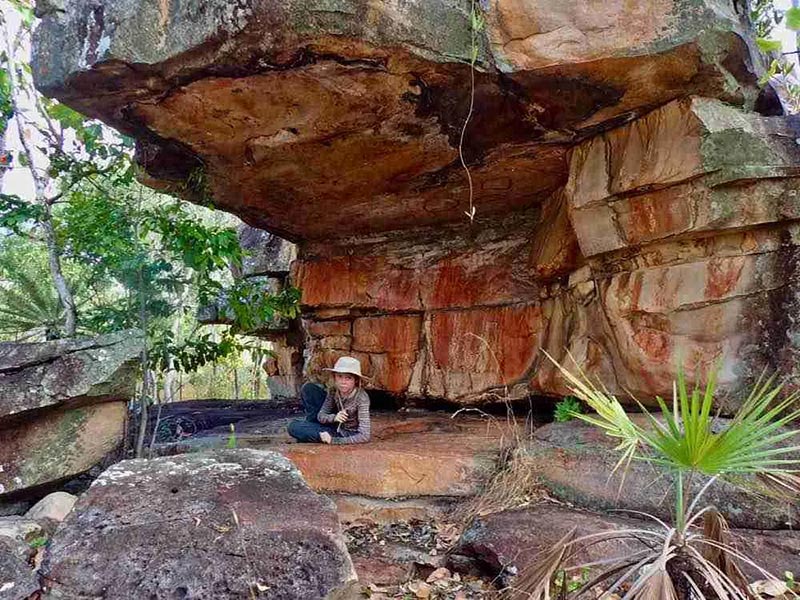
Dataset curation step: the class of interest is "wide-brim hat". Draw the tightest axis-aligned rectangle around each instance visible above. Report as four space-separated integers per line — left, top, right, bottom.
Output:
323 356 368 379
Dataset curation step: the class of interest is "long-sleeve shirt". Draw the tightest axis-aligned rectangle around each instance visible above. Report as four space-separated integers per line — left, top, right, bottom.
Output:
317 387 371 444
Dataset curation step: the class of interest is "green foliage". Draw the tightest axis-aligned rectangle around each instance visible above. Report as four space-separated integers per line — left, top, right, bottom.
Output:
149 330 243 374
226 423 237 449
0 67 14 135
642 370 800 476
554 568 589 594
751 0 780 38
786 570 797 589
0 10 299 380
786 6 800 30
553 396 582 422
8 0 34 27
759 56 796 87
0 257 65 340
526 355 800 600
0 193 45 234
45 102 87 131
226 281 301 333
756 37 783 54
27 535 48 549
546 352 800 485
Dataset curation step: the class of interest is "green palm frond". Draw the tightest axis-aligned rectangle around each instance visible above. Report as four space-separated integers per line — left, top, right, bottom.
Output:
0 267 64 338
544 351 642 472
546 352 800 481
639 370 800 477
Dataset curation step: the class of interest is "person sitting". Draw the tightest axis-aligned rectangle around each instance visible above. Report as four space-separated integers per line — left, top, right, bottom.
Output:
286 356 371 445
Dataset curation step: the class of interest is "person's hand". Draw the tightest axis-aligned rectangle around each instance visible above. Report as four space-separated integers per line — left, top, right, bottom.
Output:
320 431 332 444
333 410 348 424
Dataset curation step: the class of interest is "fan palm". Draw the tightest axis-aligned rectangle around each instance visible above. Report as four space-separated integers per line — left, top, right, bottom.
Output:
507 353 800 600
0 265 65 340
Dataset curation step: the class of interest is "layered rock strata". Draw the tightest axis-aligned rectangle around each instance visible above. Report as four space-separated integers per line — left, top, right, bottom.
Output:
32 0 800 405
0 332 140 497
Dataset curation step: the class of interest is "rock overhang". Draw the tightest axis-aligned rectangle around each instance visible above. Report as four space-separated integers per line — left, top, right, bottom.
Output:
32 0 764 241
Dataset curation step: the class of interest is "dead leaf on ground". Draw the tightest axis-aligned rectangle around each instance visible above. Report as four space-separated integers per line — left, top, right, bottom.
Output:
750 580 790 597
426 567 451 583
407 580 431 598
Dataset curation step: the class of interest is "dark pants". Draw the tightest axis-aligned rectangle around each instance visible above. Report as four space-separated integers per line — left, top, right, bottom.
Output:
287 383 340 443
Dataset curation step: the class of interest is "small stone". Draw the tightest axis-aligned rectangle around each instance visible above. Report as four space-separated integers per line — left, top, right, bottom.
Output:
426 567 451 583
25 492 77 523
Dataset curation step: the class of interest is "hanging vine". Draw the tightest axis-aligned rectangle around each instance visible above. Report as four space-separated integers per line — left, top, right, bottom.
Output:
459 0 485 223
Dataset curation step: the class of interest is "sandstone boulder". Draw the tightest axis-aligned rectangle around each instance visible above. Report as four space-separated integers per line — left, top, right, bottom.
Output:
279 414 506 498
522 419 799 530
151 411 507 500
239 225 296 277
24 493 77 523
0 330 140 418
32 1 762 240
0 401 127 496
33 0 800 408
540 97 800 401
0 332 139 498
41 449 357 599
451 504 800 585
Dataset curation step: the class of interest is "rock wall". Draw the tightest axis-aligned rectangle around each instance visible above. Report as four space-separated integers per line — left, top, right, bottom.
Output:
296 98 800 404
32 0 800 406
0 331 141 497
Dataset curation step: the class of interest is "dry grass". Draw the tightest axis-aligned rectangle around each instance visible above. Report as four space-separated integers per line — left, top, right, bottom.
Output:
456 445 547 525
449 333 549 526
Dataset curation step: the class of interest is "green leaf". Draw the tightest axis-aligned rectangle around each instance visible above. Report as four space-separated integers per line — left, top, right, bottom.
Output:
46 103 87 130
756 38 783 53
786 7 800 30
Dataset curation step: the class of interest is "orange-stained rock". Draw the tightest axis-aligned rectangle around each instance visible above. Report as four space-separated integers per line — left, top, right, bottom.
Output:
424 304 543 401
296 209 562 312
278 415 505 497
304 320 352 338
35 0 800 408
352 315 422 354
350 315 422 392
567 97 800 257
35 1 760 240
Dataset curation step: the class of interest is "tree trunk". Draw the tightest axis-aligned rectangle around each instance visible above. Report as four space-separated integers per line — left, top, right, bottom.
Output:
41 207 77 336
134 259 150 458
3 17 77 337
135 368 151 458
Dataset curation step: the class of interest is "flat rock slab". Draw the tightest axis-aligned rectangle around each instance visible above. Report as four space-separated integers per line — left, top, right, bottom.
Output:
0 330 140 419
156 413 507 499
41 449 356 600
0 401 126 496
276 414 507 498
333 495 457 526
523 419 799 530
452 503 800 584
